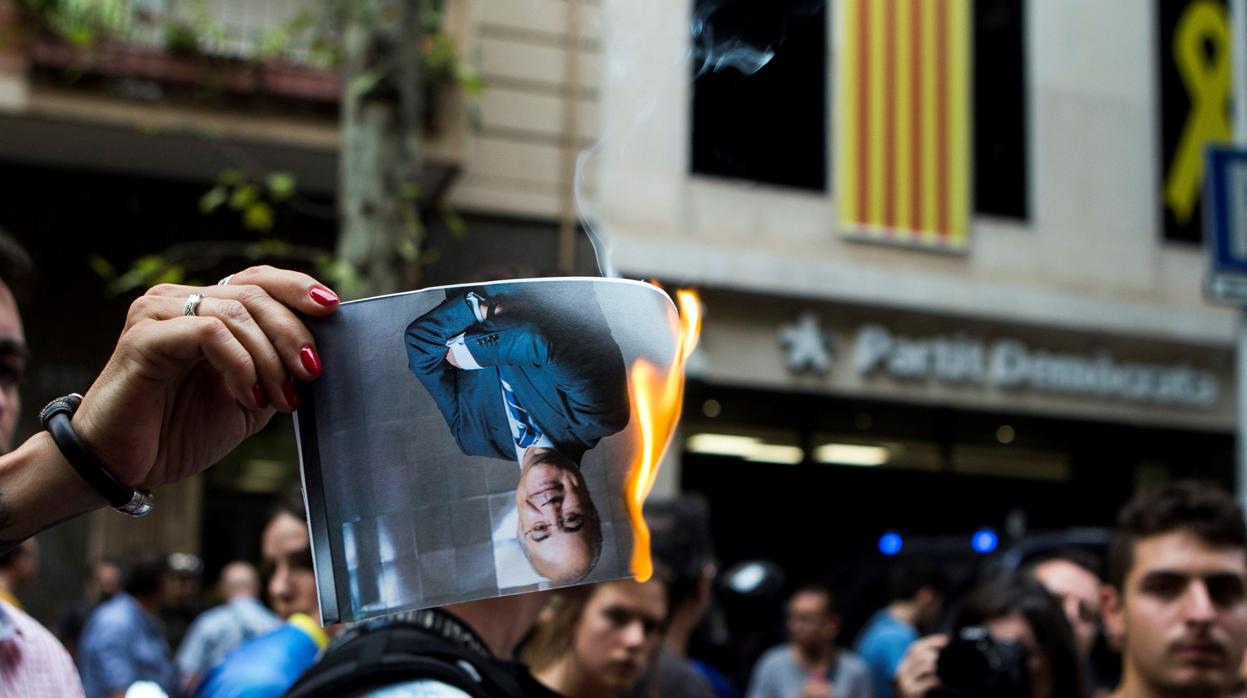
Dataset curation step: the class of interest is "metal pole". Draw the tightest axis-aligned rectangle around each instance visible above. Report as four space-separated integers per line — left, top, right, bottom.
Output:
1234 0 1247 509
1239 317 1247 511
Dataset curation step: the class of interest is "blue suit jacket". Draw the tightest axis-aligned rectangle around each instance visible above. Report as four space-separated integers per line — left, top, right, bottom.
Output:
404 286 629 463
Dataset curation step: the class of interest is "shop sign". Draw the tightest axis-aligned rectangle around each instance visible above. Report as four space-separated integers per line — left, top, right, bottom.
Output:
852 324 1219 409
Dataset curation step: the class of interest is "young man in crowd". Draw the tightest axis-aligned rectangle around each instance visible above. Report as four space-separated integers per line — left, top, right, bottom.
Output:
748 585 872 698
855 560 946 698
1102 481 1247 698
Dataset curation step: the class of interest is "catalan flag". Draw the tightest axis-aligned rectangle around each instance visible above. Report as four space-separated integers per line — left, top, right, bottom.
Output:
837 0 971 249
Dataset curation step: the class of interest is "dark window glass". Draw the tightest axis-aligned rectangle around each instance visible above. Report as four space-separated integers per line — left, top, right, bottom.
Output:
974 0 1028 219
690 0 828 192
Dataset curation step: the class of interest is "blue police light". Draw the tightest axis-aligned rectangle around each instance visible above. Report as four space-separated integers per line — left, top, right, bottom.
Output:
878 531 903 556
972 528 999 554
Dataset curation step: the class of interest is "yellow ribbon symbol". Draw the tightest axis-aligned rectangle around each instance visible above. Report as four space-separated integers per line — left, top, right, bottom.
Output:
1165 0 1232 226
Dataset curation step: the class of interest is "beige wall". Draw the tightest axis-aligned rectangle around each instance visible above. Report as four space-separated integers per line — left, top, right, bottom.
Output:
449 0 602 220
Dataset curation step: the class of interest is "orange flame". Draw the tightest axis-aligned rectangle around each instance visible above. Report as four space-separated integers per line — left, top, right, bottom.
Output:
624 288 702 582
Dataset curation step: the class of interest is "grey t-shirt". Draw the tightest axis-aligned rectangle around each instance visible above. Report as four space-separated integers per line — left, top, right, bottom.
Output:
746 645 873 698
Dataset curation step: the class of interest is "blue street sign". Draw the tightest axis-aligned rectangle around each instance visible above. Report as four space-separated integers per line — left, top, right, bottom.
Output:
1205 145 1247 304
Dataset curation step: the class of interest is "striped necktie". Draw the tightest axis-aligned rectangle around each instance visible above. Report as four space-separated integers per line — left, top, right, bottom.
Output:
501 378 542 448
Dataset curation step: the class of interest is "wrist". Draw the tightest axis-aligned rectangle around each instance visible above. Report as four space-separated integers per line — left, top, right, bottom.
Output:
0 432 103 542
42 394 153 516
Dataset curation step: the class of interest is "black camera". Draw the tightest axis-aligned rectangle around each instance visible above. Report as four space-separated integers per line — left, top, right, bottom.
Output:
931 627 1030 698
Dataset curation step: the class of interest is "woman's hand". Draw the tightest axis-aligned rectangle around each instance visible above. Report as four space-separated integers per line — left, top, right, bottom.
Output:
73 266 339 491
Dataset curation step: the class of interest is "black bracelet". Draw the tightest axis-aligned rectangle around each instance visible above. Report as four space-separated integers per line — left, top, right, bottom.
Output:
39 394 154 517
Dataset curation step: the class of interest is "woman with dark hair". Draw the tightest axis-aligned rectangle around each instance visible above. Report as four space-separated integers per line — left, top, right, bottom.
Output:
896 572 1090 698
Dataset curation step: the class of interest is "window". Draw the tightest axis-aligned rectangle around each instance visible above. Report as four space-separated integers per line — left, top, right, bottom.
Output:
690 0 828 191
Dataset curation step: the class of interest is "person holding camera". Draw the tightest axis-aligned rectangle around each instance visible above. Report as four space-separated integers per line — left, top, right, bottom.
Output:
856 558 948 698
895 572 1089 698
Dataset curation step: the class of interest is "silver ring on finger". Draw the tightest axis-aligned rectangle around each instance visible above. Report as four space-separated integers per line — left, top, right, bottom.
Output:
183 293 203 317
217 274 235 286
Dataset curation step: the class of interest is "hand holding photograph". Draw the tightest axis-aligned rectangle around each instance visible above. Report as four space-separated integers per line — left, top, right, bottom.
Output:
295 278 686 624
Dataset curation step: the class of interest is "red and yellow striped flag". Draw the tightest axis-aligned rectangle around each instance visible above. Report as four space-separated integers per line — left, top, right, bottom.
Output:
837 0 971 249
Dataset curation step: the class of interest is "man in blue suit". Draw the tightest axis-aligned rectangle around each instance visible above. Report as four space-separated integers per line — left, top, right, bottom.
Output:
404 283 630 583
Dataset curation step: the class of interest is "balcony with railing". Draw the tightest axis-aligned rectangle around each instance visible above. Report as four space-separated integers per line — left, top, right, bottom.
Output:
21 0 341 103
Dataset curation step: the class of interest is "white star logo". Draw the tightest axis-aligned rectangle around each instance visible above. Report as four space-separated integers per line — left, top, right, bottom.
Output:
779 312 833 374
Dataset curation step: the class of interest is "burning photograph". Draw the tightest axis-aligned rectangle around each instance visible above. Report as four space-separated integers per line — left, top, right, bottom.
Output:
295 277 682 624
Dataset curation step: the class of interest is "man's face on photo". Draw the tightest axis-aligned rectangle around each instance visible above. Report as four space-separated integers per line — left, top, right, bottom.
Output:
1105 530 1247 694
262 512 318 621
0 281 26 454
517 449 601 583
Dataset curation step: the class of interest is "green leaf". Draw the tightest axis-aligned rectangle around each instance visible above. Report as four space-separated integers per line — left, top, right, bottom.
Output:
106 269 148 296
265 172 297 201
199 185 228 214
424 34 456 79
399 181 421 201
457 64 485 97
257 26 288 59
153 265 185 285
88 255 116 280
322 259 361 294
254 239 292 257
441 208 467 239
229 184 258 211
218 168 244 186
395 236 418 261
421 5 443 33
134 255 165 276
347 68 384 99
243 202 274 231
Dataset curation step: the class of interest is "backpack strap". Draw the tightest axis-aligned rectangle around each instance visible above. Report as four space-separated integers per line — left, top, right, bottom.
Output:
283 623 537 698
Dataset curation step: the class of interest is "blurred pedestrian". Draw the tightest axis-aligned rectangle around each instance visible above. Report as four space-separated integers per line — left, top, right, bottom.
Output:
176 561 281 694
59 559 122 661
747 584 871 698
163 552 205 650
1026 548 1113 695
1101 481 1247 698
526 578 669 697
77 553 179 698
895 572 1088 698
192 492 332 698
0 538 38 609
624 495 723 698
854 559 947 698
1027 549 1103 660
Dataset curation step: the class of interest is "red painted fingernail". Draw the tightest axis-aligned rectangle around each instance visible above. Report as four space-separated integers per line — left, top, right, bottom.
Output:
282 380 301 410
300 345 322 376
253 384 269 409
310 286 339 306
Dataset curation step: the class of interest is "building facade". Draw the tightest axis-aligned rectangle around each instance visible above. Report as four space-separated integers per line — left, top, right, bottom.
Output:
593 0 1239 583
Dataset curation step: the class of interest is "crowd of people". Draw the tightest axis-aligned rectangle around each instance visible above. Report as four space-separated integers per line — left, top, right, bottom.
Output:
10 476 1246 698
0 229 1244 697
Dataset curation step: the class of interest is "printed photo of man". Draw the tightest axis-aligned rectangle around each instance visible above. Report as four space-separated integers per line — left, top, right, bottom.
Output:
404 284 630 583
